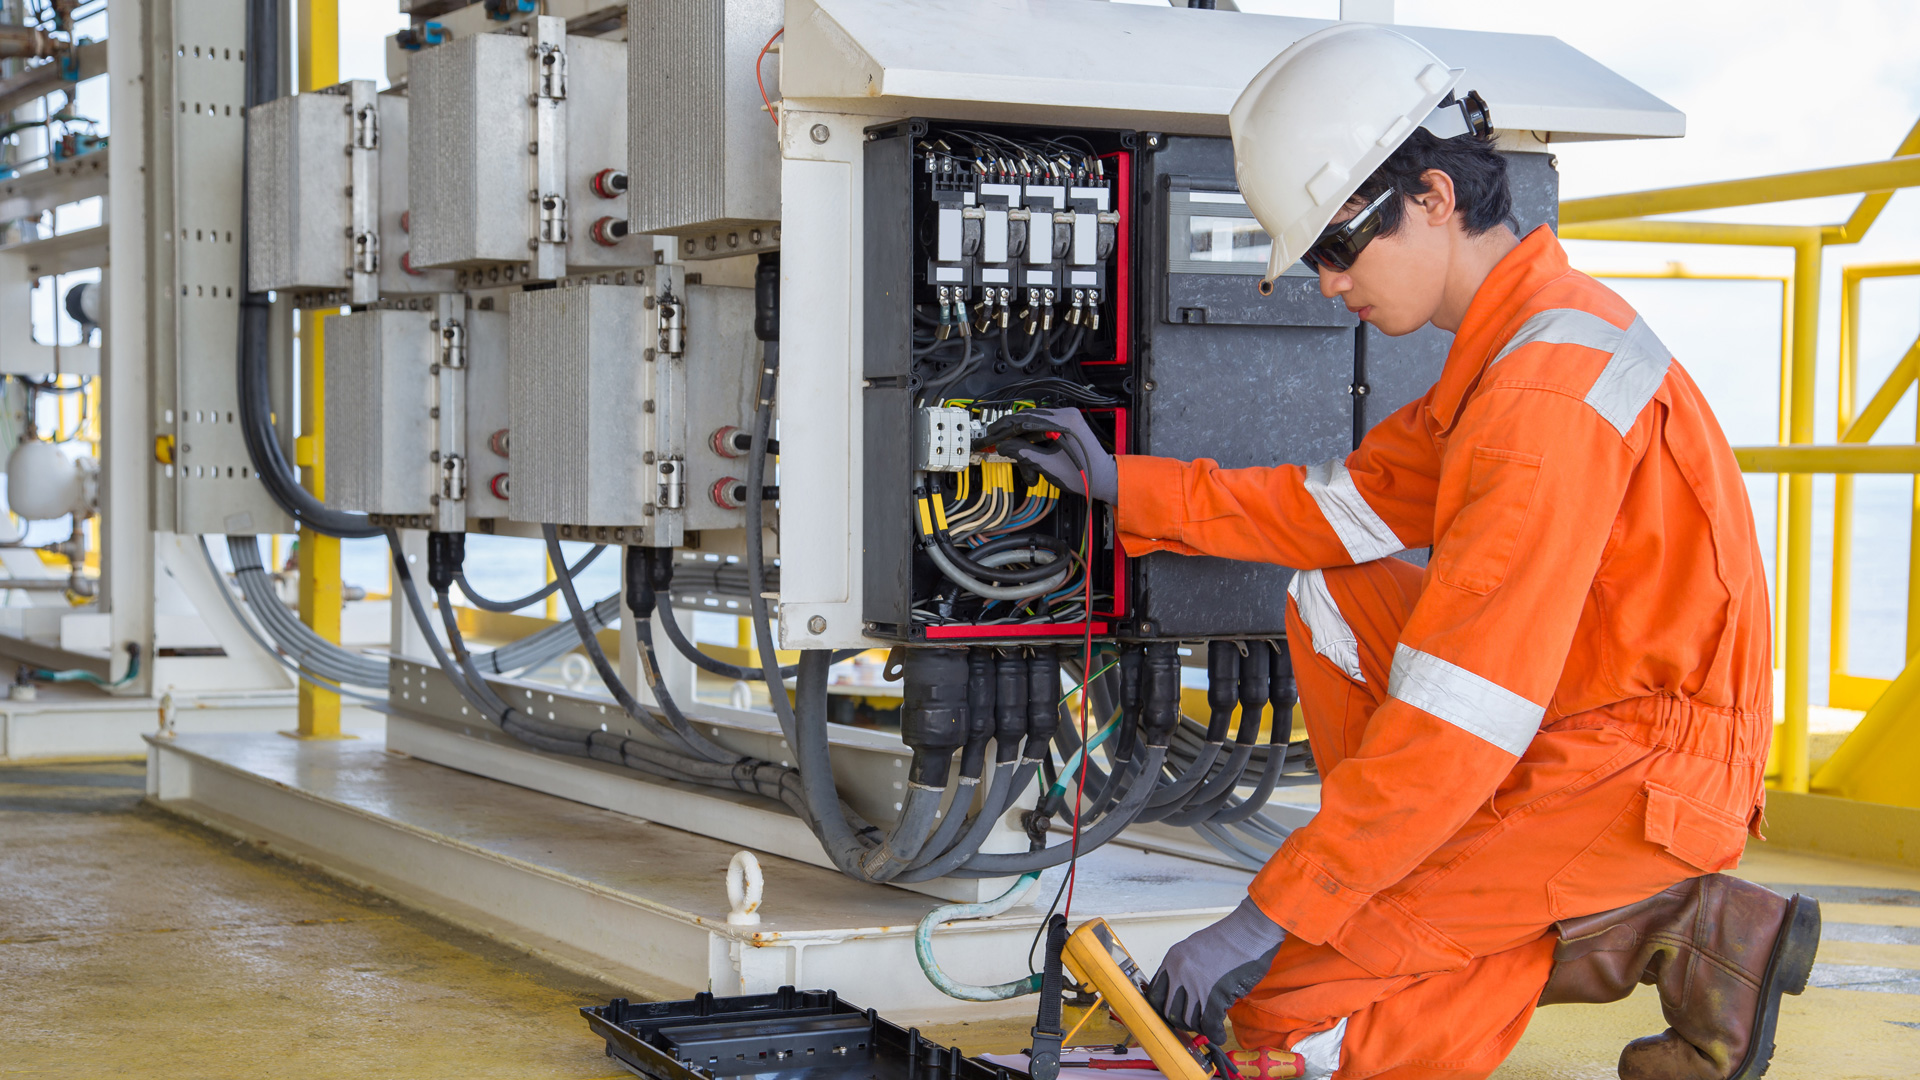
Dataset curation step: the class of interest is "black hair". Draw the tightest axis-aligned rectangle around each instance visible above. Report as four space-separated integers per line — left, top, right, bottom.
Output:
1348 127 1513 238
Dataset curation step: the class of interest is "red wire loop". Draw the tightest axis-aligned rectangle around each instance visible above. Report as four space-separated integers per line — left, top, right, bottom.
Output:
756 28 785 128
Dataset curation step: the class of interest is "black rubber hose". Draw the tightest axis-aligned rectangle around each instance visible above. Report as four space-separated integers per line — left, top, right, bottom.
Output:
237 0 379 540
454 545 604 613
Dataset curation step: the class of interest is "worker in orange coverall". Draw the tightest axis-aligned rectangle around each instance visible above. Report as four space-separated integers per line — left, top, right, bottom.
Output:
997 25 1821 1080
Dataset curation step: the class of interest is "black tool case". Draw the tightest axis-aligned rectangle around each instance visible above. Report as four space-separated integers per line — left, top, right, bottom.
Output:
583 987 1030 1080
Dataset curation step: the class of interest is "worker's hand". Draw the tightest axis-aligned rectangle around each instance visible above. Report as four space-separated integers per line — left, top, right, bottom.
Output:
982 408 1118 503
1145 897 1286 1046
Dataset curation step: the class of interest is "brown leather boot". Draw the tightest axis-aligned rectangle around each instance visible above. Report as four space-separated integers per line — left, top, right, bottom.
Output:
1536 874 1821 1080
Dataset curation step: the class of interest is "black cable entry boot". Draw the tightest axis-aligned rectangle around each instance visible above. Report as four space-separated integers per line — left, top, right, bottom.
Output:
900 648 970 788
1024 646 1061 759
961 646 997 776
625 544 674 622
995 650 1030 751
427 531 465 592
1235 642 1271 745
1205 639 1241 742
1140 642 1180 746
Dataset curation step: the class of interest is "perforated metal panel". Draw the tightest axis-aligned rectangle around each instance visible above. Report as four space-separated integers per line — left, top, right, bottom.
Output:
154 0 290 537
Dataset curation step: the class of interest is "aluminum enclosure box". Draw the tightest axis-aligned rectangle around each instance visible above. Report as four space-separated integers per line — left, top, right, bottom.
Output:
463 307 512 523
507 272 685 543
407 19 643 282
245 81 380 304
324 308 437 517
681 282 758 535
627 0 782 259
375 89 458 296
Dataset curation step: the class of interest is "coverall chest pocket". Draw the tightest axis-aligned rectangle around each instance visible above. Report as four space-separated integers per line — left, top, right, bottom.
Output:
1432 447 1544 595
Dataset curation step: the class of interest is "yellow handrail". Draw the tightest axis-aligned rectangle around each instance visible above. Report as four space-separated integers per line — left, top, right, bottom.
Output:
1561 113 1920 796
1561 155 1920 225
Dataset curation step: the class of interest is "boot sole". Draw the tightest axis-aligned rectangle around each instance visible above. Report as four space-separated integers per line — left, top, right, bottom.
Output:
1728 893 1821 1080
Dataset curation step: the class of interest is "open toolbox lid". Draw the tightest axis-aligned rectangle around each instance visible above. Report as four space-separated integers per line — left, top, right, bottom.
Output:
584 987 1033 1080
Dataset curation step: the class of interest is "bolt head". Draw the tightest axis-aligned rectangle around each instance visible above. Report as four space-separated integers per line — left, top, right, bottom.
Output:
807 615 828 634
809 123 831 144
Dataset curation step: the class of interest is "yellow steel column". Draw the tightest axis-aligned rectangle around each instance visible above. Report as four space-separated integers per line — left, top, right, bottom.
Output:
1829 275 1852 679
295 0 343 739
1776 285 1792 669
1780 238 1822 793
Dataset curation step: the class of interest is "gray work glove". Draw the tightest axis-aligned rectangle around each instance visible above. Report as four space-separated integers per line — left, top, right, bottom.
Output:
981 407 1118 504
1145 896 1287 1046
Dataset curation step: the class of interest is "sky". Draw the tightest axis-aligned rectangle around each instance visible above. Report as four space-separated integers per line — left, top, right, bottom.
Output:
334 1 1920 689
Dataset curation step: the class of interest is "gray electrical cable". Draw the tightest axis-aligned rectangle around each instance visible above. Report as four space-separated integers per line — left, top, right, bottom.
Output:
226 536 388 687
454 544 603 613
924 543 1073 601
386 530 817 818
745 334 885 880
478 593 622 675
947 744 1168 877
196 535 389 702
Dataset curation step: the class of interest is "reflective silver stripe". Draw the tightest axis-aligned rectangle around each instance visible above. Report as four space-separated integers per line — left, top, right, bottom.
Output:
1289 1016 1347 1080
1586 316 1672 435
1490 308 1672 436
1387 644 1544 755
1288 569 1363 683
1303 459 1402 563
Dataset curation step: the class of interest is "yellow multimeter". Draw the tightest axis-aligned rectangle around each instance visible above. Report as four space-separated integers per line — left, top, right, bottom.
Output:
1061 918 1216 1080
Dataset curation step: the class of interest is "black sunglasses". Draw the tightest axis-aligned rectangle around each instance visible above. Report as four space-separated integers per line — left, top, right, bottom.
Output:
1301 187 1395 274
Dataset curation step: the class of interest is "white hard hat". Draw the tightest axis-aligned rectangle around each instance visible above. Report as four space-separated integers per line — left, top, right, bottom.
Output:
1228 24 1465 289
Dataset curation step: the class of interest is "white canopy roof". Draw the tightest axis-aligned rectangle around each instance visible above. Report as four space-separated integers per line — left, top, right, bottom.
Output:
783 0 1682 141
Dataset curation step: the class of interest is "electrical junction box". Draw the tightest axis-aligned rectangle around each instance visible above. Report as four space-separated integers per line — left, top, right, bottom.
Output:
507 269 686 544
627 0 783 260
680 281 762 535
374 88 458 296
462 306 512 524
244 80 382 305
323 307 438 518
324 297 500 534
408 16 642 284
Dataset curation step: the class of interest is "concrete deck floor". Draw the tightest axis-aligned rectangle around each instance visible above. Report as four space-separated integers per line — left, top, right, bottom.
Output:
4 759 1918 1079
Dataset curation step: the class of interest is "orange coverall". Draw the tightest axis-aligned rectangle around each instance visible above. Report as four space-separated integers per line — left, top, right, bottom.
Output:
1114 227 1772 1079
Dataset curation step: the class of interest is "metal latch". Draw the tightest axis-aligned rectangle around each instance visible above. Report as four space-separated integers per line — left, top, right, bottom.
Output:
353 229 380 274
353 103 380 149
439 319 466 369
539 193 568 243
536 43 567 99
441 454 468 501
656 291 685 357
656 457 685 510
